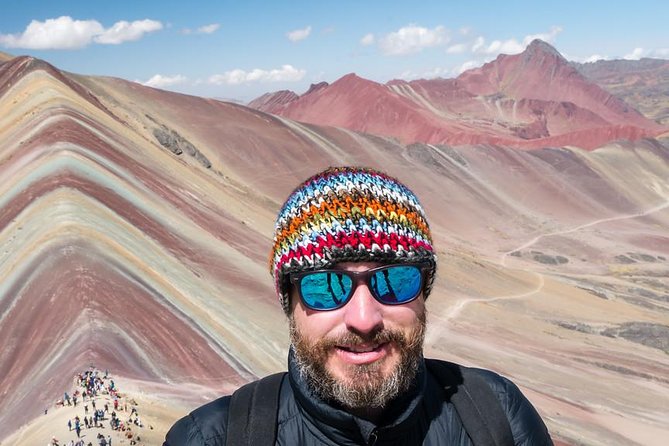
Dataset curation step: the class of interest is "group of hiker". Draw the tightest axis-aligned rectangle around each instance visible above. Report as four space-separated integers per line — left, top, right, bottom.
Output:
47 367 146 446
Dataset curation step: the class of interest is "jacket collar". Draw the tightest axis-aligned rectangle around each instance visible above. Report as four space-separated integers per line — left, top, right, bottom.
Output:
287 347 426 444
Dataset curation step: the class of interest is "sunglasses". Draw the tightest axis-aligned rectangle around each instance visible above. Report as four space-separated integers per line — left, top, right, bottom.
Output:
289 263 429 311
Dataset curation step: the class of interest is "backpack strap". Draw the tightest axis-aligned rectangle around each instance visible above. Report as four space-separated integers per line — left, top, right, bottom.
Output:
225 372 286 446
426 359 514 446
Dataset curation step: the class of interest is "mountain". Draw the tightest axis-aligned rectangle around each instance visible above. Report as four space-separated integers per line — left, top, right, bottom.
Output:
247 89 299 113
575 58 669 126
250 40 667 149
1 54 669 445
0 50 13 62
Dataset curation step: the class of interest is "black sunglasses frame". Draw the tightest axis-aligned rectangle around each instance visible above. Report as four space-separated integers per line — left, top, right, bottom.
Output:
289 262 431 311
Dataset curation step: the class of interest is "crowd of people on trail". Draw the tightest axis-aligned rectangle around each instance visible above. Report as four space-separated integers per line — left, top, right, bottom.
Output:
46 366 150 446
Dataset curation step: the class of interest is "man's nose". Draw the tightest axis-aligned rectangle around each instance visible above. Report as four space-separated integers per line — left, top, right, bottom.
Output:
343 283 383 334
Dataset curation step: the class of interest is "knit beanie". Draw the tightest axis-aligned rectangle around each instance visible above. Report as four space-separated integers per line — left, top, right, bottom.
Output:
270 166 437 313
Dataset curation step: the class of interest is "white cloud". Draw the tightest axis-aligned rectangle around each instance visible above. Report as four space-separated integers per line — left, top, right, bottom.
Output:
143 74 187 88
574 47 667 62
360 33 375 46
197 23 220 34
182 23 220 35
0 16 162 49
454 60 482 75
94 19 163 44
471 36 486 53
469 26 563 55
620 47 669 60
0 16 103 49
582 54 608 63
446 43 467 54
379 24 448 56
287 26 311 42
459 27 472 36
419 66 451 78
208 65 305 85
624 47 646 60
521 26 562 47
397 61 484 80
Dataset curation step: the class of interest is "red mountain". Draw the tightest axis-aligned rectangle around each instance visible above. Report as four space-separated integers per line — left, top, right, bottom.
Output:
250 40 667 149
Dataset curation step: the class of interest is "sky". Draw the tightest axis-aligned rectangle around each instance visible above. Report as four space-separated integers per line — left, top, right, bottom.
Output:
1 0 667 102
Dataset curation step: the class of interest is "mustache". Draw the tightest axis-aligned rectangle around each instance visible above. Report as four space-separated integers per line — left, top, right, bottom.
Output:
316 328 411 351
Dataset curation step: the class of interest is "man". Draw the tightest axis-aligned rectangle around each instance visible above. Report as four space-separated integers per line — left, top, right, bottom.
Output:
165 167 553 445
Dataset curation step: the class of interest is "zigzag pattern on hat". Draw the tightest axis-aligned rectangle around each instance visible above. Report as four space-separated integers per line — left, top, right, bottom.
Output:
270 167 436 312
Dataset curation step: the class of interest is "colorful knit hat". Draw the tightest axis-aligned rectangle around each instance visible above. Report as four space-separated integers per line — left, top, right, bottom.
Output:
270 166 437 313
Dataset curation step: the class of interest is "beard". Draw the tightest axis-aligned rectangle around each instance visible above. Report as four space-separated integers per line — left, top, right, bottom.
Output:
289 311 426 412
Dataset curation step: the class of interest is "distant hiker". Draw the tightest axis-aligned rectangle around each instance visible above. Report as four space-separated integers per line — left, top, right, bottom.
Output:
84 416 89 428
92 400 96 410
44 407 48 415
164 167 554 446
113 399 118 410
104 402 109 413
107 435 112 446
67 419 72 431
84 404 88 414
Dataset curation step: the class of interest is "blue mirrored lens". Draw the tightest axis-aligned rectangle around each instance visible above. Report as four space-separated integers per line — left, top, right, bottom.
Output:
300 271 353 309
371 265 422 303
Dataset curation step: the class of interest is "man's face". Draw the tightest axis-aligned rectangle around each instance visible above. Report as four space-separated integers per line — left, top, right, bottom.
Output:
289 262 426 412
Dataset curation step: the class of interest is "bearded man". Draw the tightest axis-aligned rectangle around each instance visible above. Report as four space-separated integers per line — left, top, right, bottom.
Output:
164 167 553 445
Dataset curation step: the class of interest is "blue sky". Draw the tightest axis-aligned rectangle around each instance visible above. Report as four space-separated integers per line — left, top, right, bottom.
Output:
1 1 667 102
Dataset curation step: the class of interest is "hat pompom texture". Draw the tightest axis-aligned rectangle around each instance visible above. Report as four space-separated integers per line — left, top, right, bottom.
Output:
270 167 437 313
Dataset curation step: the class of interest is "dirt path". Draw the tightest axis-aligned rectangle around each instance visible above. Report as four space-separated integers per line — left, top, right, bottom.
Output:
441 198 669 321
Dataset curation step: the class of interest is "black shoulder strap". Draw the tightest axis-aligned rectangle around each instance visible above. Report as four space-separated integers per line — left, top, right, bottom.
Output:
225 372 286 446
426 359 514 446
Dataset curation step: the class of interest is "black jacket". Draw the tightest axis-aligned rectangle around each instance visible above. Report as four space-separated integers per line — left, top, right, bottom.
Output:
164 352 552 445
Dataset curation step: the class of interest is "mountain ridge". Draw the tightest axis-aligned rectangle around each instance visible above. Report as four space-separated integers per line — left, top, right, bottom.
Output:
250 39 666 149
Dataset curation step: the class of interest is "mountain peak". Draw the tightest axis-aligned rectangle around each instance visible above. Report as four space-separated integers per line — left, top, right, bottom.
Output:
247 89 298 112
340 72 362 80
304 81 329 96
524 39 565 60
